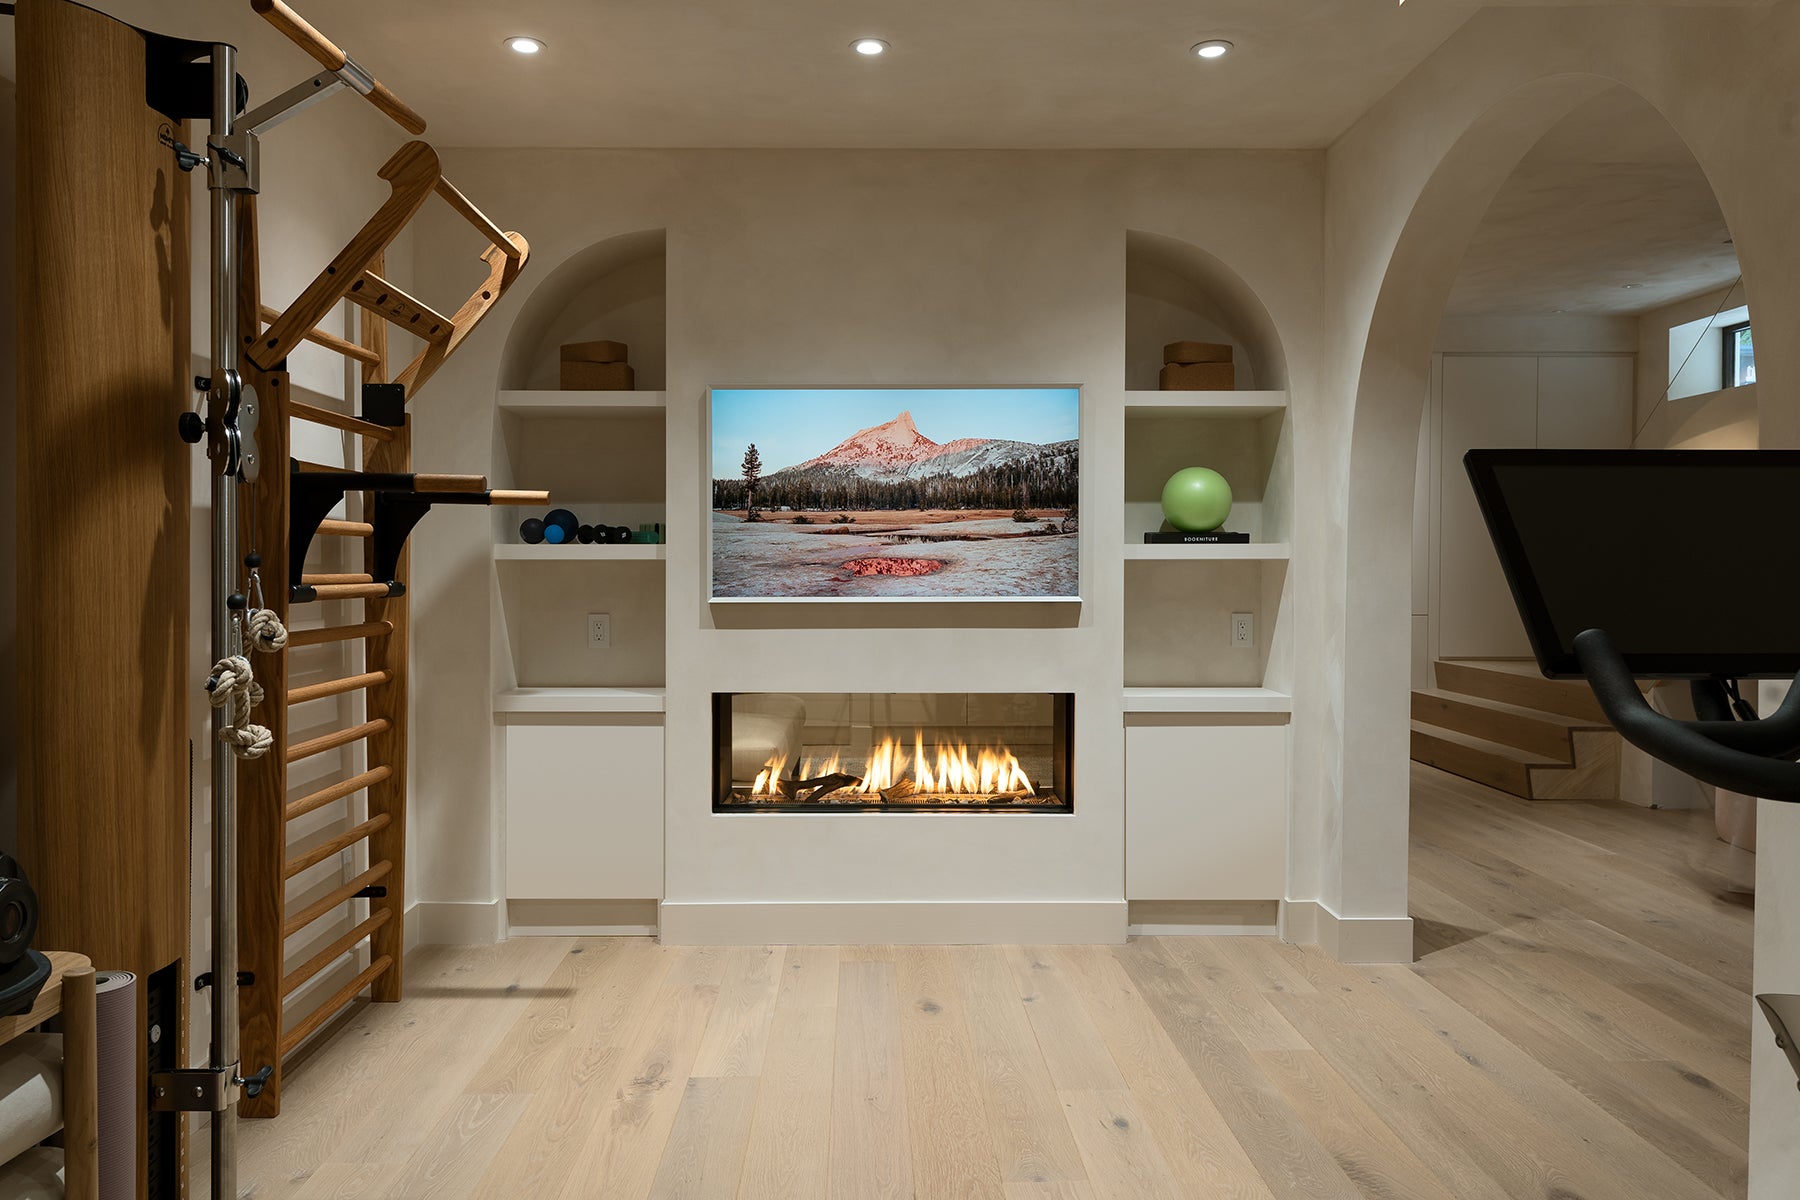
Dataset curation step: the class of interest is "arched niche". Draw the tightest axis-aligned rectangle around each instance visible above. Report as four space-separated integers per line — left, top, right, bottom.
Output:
499 228 667 390
1124 230 1289 391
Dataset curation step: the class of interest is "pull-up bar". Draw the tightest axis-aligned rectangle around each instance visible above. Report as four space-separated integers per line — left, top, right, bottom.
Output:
251 0 425 135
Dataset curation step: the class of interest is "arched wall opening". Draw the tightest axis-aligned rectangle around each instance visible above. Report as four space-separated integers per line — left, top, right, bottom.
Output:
497 228 667 391
1124 230 1289 391
1335 73 1751 925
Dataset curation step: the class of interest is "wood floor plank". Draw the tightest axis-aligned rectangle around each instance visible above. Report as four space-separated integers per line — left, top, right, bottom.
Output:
559 956 727 1200
895 945 1008 1200
736 946 841 1200
463 938 640 1094
290 1162 406 1199
1052 946 1272 1200
691 946 785 1077
1146 937 1309 1051
387 1093 530 1200
1113 941 1367 1199
953 945 1089 1186
647 1076 760 1200
1006 946 1126 1092
1004 1185 1096 1200
1056 1090 1181 1200
831 961 914 1200
1249 1049 1459 1200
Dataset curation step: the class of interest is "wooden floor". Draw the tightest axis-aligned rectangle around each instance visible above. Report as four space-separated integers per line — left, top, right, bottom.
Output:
219 764 1754 1199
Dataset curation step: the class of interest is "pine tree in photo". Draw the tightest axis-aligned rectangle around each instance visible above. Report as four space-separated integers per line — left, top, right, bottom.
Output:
741 443 763 521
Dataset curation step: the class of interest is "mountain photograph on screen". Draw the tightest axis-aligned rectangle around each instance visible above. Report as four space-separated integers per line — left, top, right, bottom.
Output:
710 388 1080 600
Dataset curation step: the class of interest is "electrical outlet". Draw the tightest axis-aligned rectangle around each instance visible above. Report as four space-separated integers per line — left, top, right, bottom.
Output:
587 612 611 649
1231 612 1254 648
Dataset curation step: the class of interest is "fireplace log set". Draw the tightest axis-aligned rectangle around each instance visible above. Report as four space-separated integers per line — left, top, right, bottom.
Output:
750 773 1047 807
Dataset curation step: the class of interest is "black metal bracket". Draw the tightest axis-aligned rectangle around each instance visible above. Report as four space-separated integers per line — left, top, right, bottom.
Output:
193 971 255 992
354 885 389 900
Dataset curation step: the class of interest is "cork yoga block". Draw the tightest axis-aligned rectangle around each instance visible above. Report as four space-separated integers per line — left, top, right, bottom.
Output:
1160 362 1236 391
1163 340 1233 364
560 340 630 364
560 360 636 390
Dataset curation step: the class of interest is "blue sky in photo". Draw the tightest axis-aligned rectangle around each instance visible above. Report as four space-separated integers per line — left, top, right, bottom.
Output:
711 387 1080 476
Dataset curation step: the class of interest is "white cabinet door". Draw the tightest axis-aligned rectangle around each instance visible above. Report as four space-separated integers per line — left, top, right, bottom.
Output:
1126 721 1287 900
505 719 663 900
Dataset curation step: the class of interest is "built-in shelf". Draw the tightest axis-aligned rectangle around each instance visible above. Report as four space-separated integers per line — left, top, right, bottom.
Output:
497 389 667 417
1123 543 1291 561
1122 390 1288 418
1122 687 1292 715
494 687 667 715
494 543 666 561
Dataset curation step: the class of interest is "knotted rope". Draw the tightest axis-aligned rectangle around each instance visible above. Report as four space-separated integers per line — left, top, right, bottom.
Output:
207 601 285 760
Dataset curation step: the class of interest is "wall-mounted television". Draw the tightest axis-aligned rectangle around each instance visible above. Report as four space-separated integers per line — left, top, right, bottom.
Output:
709 387 1080 601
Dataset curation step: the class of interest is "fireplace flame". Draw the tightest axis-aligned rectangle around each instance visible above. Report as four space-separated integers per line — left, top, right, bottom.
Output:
749 736 1034 798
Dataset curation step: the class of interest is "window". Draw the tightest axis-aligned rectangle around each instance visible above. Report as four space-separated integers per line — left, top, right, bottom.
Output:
1722 320 1755 387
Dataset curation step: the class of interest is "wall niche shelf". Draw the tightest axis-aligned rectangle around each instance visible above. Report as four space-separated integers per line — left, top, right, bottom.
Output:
495 687 667 716
1123 389 1287 418
497 389 667 418
495 543 666 562
1122 687 1292 715
1123 543 1291 562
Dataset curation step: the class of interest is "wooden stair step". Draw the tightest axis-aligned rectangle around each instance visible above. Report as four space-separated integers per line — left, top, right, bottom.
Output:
1433 659 1610 723
1411 688 1609 762
1410 721 1558 799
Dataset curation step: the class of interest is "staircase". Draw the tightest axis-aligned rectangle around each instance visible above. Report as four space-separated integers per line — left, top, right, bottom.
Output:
1411 659 1621 800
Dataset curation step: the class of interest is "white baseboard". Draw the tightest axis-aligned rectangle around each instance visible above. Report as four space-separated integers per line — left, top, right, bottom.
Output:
658 900 1127 945
412 899 506 946
1128 899 1279 937
1280 899 1413 963
508 899 659 937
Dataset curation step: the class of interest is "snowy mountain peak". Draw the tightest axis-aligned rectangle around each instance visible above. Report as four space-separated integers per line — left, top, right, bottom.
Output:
796 410 946 473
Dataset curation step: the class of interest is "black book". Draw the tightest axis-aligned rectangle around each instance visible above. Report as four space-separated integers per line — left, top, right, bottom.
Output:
1143 530 1251 544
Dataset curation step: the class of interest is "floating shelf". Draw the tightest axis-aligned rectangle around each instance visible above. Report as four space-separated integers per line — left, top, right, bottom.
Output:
1123 543 1291 562
1123 390 1287 418
494 543 666 561
494 687 667 715
497 390 668 418
1122 687 1292 715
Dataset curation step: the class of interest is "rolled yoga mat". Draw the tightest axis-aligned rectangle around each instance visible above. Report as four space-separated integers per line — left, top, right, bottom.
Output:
0 1145 64 1198
0 1032 62 1164
94 971 136 1200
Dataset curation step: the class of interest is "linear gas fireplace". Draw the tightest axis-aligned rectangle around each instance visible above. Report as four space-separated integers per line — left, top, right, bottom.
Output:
714 692 1073 813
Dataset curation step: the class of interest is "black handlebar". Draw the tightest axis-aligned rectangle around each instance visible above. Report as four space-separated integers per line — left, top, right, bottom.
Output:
1573 628 1800 802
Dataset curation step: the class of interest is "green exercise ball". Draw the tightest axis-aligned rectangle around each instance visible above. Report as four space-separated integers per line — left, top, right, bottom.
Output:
1161 467 1234 532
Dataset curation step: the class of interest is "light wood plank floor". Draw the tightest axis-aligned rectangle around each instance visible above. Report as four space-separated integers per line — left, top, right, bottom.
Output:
215 764 1752 1198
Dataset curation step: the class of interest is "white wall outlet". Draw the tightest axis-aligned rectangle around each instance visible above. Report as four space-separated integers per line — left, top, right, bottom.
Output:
1231 612 1254 648
587 612 611 649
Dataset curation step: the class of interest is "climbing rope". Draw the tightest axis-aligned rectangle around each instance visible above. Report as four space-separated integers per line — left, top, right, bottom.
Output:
206 566 287 761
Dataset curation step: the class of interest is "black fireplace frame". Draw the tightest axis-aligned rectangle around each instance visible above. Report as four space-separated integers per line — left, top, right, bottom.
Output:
713 692 1074 813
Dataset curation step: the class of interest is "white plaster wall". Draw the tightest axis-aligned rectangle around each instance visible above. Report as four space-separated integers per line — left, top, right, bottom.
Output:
406 149 1323 929
1322 2 1800 1190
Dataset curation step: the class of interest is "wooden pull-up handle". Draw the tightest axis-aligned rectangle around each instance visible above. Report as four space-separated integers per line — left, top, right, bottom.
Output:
415 474 487 493
489 490 551 506
252 0 427 135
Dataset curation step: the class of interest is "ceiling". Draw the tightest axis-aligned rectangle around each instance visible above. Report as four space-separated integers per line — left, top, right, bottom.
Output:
1445 85 1740 317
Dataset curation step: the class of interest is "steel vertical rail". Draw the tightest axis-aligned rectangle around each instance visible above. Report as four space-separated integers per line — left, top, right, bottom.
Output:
209 40 242 1200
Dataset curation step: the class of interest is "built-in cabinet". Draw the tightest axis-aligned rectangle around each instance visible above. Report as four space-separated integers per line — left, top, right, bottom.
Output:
1125 720 1288 899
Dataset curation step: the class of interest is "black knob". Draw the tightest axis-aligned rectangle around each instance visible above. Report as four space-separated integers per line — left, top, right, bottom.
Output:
239 1065 274 1099
244 552 262 569
178 412 205 444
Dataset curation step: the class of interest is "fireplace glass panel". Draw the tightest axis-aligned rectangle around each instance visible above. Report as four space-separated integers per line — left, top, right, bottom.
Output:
714 692 1073 812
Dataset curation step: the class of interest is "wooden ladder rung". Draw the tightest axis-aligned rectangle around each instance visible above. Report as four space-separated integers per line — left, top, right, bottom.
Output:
287 765 392 823
317 519 374 537
280 955 395 1057
284 860 392 938
433 177 523 262
288 718 391 765
288 669 392 705
285 813 393 879
301 572 374 586
347 270 453 344
289 400 396 443
282 909 392 999
284 620 393 648
295 583 396 603
259 304 381 367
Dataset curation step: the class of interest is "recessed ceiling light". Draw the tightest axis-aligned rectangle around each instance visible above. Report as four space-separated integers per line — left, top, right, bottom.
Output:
1192 40 1233 59
852 38 889 56
1621 283 1638 289
507 36 544 55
